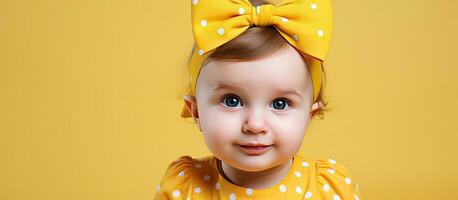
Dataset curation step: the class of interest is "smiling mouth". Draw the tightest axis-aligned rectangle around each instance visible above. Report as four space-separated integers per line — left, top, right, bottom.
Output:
235 144 272 155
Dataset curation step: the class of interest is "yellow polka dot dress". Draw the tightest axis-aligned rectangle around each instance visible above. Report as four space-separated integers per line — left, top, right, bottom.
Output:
154 154 362 199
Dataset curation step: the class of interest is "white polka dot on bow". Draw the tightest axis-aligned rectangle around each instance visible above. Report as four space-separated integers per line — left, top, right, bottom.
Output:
172 190 180 198
217 28 225 35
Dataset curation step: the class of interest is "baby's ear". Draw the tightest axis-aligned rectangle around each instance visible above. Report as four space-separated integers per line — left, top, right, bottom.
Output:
310 101 323 117
183 95 200 123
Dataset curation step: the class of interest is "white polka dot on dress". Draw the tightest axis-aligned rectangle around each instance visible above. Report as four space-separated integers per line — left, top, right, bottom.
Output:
156 184 160 191
295 186 302 194
294 171 302 178
328 168 336 174
354 194 360 200
239 7 245 15
194 163 202 168
345 177 352 184
229 192 236 200
198 49 204 56
333 194 341 200
194 187 201 193
293 35 299 41
310 3 318 10
302 161 309 167
279 184 287 192
192 0 198 5
281 17 288 22
304 191 312 199
203 174 211 181
246 188 253 195
323 184 330 191
215 182 221 190
328 158 336 164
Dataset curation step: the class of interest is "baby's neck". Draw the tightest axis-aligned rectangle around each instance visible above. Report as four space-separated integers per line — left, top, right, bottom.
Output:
218 158 293 189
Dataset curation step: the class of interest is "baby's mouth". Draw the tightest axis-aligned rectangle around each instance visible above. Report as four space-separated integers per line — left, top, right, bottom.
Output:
235 143 273 155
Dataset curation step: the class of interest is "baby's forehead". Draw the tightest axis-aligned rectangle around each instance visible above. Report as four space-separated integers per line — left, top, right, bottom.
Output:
196 44 312 95
200 61 310 88
202 44 309 75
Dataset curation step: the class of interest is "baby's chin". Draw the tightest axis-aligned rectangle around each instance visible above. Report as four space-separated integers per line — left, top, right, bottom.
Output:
222 151 288 172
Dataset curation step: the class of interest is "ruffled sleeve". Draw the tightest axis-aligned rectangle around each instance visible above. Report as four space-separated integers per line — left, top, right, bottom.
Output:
154 155 193 200
315 158 362 200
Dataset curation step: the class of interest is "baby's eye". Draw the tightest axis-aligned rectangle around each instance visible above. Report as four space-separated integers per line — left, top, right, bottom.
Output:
220 95 243 108
271 98 290 110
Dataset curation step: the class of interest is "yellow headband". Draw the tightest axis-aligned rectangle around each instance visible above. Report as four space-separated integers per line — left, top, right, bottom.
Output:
181 0 333 118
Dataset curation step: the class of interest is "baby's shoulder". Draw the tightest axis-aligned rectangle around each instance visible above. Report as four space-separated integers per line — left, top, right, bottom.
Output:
295 155 363 200
154 155 218 199
166 155 216 175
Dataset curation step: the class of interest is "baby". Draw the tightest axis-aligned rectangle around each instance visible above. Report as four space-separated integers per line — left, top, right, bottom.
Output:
154 0 362 199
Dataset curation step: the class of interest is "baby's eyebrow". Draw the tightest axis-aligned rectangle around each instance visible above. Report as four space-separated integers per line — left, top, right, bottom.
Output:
212 83 244 91
276 89 303 99
212 83 303 99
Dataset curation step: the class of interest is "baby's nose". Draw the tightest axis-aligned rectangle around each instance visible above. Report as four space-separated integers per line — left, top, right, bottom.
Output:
242 108 268 134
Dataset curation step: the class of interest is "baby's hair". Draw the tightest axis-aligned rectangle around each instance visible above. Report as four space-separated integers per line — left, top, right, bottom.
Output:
181 0 331 120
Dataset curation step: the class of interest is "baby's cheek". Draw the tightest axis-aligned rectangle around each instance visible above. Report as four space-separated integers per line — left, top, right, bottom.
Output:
200 111 241 146
275 131 303 151
271 117 307 150
203 111 237 132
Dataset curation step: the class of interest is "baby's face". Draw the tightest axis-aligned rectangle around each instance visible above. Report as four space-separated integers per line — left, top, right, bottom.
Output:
189 45 316 172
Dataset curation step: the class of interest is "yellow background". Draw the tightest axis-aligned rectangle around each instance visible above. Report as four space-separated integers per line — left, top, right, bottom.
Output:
1 0 457 199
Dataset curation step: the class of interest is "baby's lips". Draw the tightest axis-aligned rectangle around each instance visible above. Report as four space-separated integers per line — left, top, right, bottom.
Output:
237 142 272 147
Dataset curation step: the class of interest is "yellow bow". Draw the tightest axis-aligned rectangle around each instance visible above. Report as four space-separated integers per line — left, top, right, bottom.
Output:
181 0 333 118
